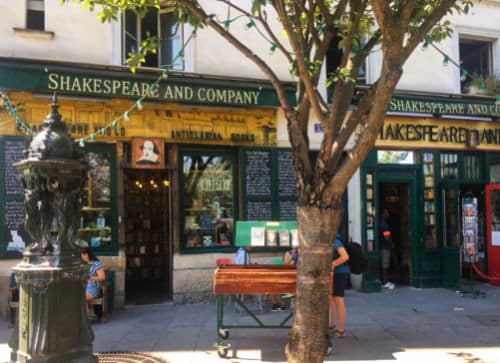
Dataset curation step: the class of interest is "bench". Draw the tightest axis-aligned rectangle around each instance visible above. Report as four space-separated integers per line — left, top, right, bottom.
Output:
90 276 109 322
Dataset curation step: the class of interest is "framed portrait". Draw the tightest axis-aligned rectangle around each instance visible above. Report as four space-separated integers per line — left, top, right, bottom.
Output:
131 138 165 169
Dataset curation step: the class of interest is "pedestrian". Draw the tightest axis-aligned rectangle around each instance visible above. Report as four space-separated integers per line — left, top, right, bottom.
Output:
235 246 251 264
329 234 350 337
380 207 395 289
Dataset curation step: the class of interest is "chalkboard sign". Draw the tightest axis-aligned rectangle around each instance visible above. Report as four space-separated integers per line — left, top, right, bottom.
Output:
245 149 272 197
4 139 25 196
278 150 296 197
279 200 297 221
241 147 297 222
3 200 27 257
1 137 29 258
246 201 273 221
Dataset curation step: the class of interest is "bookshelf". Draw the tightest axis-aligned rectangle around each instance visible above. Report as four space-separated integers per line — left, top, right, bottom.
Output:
423 152 436 248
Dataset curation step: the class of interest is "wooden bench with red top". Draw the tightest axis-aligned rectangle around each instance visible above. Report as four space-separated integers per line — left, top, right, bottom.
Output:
213 264 297 295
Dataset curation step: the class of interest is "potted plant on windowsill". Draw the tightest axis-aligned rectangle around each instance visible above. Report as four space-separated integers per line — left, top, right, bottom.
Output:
467 73 500 97
467 73 489 96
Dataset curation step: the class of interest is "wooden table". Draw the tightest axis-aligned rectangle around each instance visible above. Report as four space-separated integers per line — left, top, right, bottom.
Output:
213 264 297 357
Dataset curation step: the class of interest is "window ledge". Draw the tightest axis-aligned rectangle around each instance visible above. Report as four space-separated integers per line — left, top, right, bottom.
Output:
13 27 54 40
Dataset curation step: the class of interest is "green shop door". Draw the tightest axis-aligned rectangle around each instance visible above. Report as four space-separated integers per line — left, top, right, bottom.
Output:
440 186 460 289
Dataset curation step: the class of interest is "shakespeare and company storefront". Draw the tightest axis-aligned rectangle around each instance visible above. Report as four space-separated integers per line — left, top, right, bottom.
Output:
0 58 296 307
360 95 500 292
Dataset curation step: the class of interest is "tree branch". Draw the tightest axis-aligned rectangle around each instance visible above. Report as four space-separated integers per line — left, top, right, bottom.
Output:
274 0 328 126
182 2 294 112
402 0 457 61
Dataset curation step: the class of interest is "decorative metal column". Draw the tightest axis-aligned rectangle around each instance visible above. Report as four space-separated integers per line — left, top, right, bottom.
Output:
8 95 95 363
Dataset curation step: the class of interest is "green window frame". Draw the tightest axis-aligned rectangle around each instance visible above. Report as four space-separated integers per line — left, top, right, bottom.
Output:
179 148 238 253
79 143 118 256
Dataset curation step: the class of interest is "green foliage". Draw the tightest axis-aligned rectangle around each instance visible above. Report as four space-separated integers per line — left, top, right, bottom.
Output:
325 67 355 88
125 34 159 73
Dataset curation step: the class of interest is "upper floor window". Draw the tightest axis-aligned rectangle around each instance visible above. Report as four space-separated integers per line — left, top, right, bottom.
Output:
123 7 183 70
27 0 44 31
459 38 493 94
326 35 366 102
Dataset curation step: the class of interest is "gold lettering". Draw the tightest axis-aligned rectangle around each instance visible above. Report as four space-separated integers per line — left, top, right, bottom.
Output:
130 82 140 96
174 86 184 99
82 78 92 93
103 79 112 94
112 80 121 94
93 79 102 93
60 76 70 90
234 91 243 104
141 82 150 97
251 91 260 104
197 88 206 101
122 81 130 96
216 89 227 103
164 86 174 99
71 77 82 92
48 73 59 90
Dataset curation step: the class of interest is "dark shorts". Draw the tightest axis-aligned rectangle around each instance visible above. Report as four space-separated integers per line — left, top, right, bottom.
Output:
332 273 349 297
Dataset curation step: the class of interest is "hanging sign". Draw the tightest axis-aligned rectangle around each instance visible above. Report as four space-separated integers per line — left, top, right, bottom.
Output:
131 138 165 169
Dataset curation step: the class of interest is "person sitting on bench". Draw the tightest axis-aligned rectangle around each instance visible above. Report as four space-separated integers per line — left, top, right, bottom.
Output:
81 247 106 319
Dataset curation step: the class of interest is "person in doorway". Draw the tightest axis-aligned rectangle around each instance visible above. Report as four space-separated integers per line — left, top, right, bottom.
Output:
81 247 106 319
136 140 160 165
380 207 395 289
329 234 350 338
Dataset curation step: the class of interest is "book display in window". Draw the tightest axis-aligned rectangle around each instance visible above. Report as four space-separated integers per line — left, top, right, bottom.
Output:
77 152 112 248
423 153 436 248
365 172 375 252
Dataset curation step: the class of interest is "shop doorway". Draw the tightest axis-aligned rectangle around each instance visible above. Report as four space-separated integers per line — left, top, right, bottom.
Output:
379 182 412 285
124 169 172 304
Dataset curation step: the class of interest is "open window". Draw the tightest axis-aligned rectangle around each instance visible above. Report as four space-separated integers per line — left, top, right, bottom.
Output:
326 35 366 102
459 38 493 95
122 7 183 69
26 0 44 31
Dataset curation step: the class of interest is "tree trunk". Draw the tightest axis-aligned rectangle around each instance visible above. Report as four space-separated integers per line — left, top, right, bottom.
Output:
286 205 343 363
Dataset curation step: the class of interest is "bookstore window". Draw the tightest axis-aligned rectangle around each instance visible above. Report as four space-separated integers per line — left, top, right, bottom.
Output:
181 152 236 250
459 38 493 94
490 153 500 183
122 7 183 69
377 150 415 164
27 0 44 31
78 146 117 254
440 153 458 180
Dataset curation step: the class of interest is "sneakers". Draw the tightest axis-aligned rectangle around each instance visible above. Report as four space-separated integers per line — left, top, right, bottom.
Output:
383 282 395 289
271 304 286 312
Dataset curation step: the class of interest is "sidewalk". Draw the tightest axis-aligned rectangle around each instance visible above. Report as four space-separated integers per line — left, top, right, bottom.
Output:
1 283 500 363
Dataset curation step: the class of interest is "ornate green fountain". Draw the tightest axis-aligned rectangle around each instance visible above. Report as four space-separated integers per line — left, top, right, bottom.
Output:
8 95 95 362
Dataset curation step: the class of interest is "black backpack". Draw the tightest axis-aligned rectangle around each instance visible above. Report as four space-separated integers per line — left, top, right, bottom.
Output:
344 241 368 274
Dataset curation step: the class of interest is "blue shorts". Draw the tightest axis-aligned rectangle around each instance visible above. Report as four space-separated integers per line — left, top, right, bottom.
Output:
86 286 102 300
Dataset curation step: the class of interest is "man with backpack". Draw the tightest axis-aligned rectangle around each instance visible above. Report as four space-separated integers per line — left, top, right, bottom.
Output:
329 234 350 338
